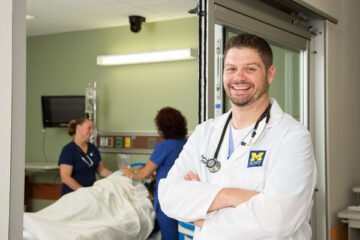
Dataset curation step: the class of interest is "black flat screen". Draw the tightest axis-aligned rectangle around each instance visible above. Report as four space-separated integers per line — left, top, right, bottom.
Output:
41 95 85 128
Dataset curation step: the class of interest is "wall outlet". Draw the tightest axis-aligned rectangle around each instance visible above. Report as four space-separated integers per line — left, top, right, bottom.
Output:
124 137 131 148
107 137 113 147
100 137 107 147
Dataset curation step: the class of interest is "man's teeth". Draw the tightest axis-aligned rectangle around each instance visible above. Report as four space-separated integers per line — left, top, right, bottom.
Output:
233 86 250 90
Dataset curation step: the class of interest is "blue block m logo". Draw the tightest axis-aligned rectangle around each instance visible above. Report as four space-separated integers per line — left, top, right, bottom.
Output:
248 150 266 167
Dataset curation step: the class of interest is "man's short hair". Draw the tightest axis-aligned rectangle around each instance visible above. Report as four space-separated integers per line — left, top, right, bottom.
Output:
224 33 273 70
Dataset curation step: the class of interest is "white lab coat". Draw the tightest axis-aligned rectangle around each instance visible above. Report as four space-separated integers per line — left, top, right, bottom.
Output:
158 99 317 240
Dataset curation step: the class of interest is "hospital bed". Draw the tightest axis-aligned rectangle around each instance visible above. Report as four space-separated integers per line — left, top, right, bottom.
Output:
23 171 157 240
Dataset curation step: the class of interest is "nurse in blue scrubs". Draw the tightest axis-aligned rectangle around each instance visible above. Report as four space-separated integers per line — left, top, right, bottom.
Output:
121 107 187 240
58 117 113 196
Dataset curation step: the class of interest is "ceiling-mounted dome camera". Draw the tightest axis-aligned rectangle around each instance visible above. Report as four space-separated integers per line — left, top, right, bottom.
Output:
129 15 146 33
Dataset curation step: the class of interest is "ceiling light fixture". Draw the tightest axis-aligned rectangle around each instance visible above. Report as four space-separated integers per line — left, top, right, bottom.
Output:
97 48 197 66
26 15 35 20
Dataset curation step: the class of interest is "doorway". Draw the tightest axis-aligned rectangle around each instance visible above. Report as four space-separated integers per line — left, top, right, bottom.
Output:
203 1 325 239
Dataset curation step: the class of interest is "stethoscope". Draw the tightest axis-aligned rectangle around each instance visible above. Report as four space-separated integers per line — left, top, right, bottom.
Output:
77 145 94 168
201 104 272 173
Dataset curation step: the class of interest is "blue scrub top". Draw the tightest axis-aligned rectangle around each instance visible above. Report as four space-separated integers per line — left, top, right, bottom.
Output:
58 141 100 196
150 138 187 212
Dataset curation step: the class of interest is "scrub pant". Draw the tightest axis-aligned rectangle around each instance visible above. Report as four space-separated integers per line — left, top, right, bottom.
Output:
156 209 178 240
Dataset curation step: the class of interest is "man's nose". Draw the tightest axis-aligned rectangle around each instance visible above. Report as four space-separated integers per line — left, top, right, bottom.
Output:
233 69 245 81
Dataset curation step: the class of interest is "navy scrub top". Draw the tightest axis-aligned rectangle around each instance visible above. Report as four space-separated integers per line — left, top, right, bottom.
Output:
150 138 187 212
58 141 101 196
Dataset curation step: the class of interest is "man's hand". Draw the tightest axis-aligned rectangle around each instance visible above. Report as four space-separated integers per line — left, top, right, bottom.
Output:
182 171 259 229
184 171 204 228
184 171 200 181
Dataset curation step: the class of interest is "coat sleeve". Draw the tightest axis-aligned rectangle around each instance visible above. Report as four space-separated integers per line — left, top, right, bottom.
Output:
199 127 317 239
158 124 223 222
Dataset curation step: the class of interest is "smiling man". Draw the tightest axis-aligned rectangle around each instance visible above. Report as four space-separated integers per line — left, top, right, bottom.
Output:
158 33 316 240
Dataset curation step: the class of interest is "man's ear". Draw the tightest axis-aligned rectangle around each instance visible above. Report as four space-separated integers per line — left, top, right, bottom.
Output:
267 64 275 84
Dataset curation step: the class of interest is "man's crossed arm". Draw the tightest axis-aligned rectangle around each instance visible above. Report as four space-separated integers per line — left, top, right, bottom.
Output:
184 171 259 228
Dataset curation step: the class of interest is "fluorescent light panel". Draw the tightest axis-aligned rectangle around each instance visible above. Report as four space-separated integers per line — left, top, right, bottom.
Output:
26 15 35 20
97 48 197 66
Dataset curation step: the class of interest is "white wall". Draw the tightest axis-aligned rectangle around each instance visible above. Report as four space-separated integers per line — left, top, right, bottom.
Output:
325 0 360 229
304 0 360 232
300 0 339 20
0 0 26 239
0 0 13 237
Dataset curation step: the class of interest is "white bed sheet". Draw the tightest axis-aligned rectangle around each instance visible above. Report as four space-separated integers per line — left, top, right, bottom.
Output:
23 172 155 240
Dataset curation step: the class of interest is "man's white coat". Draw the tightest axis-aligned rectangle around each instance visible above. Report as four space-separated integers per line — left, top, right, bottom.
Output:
159 99 316 240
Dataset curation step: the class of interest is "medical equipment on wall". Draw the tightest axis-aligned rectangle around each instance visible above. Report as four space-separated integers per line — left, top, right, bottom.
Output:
85 82 97 144
85 82 96 118
201 104 271 173
214 24 224 118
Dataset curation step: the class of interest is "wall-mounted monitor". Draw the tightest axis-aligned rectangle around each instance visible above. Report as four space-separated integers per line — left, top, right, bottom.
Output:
41 95 86 128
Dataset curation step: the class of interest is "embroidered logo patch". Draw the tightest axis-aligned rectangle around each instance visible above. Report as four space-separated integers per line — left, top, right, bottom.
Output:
248 150 266 168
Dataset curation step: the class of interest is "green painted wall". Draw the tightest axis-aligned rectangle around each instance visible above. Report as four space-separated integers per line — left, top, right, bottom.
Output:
26 17 198 164
26 17 199 210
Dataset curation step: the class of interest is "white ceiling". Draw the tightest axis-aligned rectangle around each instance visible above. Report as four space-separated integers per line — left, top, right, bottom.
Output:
26 0 198 36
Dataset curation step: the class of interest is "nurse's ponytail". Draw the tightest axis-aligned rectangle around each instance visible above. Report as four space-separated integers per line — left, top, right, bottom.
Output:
67 117 89 136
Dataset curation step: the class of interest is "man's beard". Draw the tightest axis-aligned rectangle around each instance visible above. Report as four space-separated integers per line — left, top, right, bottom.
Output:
227 77 269 107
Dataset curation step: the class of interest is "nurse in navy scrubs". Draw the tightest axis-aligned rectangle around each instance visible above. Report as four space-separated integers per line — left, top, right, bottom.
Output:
121 107 187 240
58 117 112 196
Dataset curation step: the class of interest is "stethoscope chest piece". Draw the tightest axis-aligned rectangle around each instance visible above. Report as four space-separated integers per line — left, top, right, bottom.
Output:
201 155 221 173
207 158 221 173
